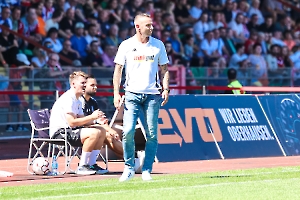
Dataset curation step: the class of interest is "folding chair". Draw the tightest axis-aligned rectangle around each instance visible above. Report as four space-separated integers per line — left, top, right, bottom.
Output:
27 108 80 175
108 96 159 164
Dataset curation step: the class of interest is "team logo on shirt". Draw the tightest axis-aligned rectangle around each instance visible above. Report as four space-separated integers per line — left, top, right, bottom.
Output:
133 55 155 62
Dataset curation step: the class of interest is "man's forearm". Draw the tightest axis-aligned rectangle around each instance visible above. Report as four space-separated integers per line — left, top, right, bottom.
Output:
68 115 95 127
160 64 170 89
113 64 123 94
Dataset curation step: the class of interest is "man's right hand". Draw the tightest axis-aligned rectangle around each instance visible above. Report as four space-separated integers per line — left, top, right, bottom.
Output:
91 109 105 120
114 94 122 110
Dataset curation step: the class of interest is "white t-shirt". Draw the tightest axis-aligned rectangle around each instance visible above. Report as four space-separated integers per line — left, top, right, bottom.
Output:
49 90 84 137
229 53 248 69
193 21 209 40
189 7 202 19
215 38 224 55
248 7 264 25
45 19 59 32
85 35 104 54
229 21 244 36
114 35 169 94
208 21 223 31
31 57 47 68
199 39 219 57
271 38 286 47
43 38 63 53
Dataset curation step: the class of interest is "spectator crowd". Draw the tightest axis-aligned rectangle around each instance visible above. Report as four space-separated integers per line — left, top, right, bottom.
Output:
1 0 300 130
0 0 300 87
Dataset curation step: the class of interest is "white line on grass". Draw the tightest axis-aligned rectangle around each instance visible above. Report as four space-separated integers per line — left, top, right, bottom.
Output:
29 177 300 200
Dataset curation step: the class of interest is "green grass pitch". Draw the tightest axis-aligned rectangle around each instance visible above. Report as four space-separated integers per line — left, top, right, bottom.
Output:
1 166 300 199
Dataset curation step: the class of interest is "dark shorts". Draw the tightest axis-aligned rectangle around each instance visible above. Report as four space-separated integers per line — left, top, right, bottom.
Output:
52 128 83 147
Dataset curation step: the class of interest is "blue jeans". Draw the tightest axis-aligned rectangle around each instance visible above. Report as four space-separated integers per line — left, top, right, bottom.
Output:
123 91 162 172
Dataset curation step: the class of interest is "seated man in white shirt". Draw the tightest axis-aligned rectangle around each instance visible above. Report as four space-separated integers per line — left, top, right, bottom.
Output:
189 0 203 20
199 31 221 65
248 0 264 25
228 13 246 43
229 44 248 69
49 71 108 175
85 24 104 54
208 12 224 31
193 12 209 41
271 30 286 47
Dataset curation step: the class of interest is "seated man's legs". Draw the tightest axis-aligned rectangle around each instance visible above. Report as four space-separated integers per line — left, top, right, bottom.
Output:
101 124 123 158
90 123 123 158
74 127 105 175
52 127 107 175
105 132 123 158
86 126 109 174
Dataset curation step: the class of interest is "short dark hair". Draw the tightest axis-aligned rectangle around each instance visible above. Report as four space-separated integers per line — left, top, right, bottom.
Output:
52 9 63 19
252 43 262 51
185 35 194 41
90 40 98 46
283 30 292 37
88 24 97 30
250 13 258 19
235 43 244 51
270 44 280 51
12 6 21 13
47 27 58 37
87 74 95 79
162 13 171 19
227 68 237 80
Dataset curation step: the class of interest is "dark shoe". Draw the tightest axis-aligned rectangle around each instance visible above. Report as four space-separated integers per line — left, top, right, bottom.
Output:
90 164 109 175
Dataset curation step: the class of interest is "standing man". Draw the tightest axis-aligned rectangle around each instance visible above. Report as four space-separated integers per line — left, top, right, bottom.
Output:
49 71 108 175
113 13 170 182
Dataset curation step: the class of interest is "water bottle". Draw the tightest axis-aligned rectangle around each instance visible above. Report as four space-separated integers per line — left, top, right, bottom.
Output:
51 156 58 176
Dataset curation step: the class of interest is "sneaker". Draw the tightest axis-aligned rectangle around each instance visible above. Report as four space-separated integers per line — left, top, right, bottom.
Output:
90 164 109 175
119 166 135 182
134 150 145 174
142 170 152 181
76 165 96 175
6 125 14 132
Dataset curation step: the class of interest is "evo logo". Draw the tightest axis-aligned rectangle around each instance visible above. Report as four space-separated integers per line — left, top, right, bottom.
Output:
158 108 223 146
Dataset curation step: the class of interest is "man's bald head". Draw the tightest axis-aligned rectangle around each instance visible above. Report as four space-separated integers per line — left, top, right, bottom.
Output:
134 13 151 27
133 13 153 38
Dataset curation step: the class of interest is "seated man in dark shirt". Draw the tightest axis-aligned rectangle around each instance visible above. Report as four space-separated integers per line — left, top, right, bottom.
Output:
59 39 80 66
0 22 19 66
79 75 145 172
79 75 123 159
86 40 104 67
86 40 113 80
58 8 76 38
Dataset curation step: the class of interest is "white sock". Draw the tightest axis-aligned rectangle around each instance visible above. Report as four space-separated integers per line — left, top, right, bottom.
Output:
88 150 100 166
79 151 91 167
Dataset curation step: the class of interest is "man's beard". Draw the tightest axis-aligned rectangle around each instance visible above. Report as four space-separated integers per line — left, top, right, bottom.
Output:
86 91 96 96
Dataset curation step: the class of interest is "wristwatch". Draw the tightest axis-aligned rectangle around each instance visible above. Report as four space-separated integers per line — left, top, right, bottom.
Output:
164 88 170 93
